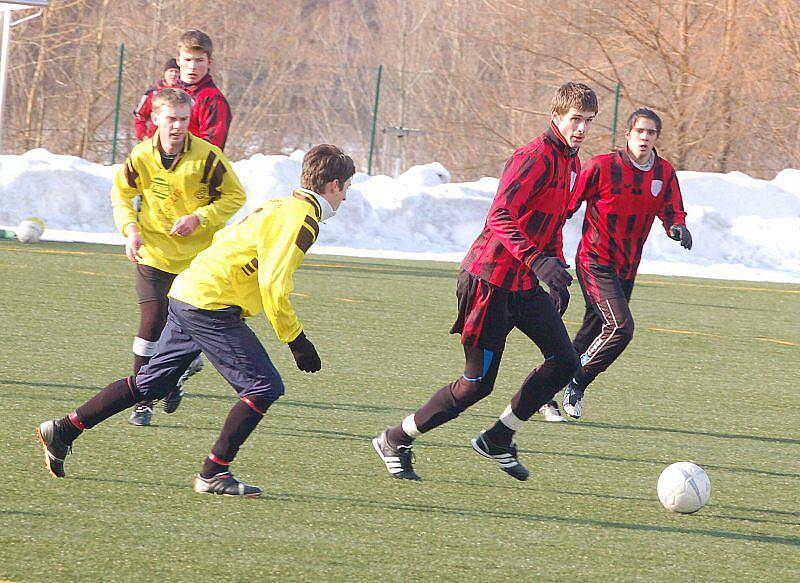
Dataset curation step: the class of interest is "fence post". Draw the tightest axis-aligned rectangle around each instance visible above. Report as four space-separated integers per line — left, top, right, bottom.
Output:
111 42 124 164
611 81 620 149
367 64 382 175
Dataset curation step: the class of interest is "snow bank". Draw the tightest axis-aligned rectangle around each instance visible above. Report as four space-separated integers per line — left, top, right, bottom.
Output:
1 148 798 284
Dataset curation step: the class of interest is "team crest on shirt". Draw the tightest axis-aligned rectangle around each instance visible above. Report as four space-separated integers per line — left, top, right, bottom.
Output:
570 171 577 191
650 179 663 197
150 175 169 200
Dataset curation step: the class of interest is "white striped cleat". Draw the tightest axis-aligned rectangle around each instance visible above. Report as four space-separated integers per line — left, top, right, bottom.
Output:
471 431 530 481
193 472 262 498
372 430 421 481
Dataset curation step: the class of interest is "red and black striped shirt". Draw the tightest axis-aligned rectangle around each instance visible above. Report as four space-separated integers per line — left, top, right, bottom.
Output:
184 73 232 151
568 148 687 280
461 124 580 291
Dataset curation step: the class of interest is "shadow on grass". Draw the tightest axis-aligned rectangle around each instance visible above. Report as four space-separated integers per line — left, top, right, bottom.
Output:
70 475 188 490
0 509 48 517
553 490 799 527
266 490 800 547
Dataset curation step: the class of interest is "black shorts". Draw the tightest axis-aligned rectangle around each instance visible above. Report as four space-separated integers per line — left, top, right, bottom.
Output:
450 270 548 352
576 263 634 306
135 264 178 304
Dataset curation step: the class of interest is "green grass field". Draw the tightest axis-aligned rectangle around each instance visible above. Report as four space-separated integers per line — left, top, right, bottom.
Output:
1 240 798 582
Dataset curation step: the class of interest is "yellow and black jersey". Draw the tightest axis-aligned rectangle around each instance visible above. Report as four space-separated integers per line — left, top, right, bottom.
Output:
169 190 323 343
111 134 246 274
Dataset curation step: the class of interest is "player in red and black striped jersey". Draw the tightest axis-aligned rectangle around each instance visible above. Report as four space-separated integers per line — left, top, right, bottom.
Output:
372 83 598 482
560 108 692 419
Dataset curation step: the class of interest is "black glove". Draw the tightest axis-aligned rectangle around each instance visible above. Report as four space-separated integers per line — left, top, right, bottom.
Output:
288 332 321 373
669 224 692 250
549 285 570 316
529 255 573 290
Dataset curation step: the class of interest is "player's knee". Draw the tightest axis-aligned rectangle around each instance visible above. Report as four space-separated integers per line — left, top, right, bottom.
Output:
618 317 635 344
451 375 493 409
550 348 581 387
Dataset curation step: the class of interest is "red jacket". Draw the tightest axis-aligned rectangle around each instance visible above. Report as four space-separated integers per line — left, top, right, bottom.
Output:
182 73 232 150
133 80 170 141
461 124 581 291
568 148 687 279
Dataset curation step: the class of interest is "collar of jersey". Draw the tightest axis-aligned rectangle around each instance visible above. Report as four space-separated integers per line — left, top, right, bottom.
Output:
150 132 192 167
545 123 578 158
619 146 659 172
295 188 334 222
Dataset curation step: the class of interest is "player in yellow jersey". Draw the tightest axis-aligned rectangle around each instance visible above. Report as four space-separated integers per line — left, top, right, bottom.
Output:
37 145 355 497
112 88 246 426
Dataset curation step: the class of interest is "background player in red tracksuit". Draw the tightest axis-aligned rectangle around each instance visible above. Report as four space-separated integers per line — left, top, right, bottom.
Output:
177 29 232 150
560 108 692 420
132 58 181 141
372 83 598 482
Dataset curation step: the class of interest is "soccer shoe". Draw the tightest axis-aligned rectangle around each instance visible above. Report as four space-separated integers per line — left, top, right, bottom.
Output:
129 405 153 426
36 420 71 478
538 399 567 422
163 355 204 413
562 382 585 419
372 430 421 481
471 430 529 481
193 472 262 498
161 388 185 414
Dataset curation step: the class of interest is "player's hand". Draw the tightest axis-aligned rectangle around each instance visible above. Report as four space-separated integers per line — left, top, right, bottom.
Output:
124 226 143 263
169 214 201 237
529 255 573 290
288 332 321 373
549 285 570 316
669 224 692 250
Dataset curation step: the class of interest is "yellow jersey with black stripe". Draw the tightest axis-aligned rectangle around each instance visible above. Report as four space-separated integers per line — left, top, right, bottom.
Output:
111 134 246 274
168 190 323 343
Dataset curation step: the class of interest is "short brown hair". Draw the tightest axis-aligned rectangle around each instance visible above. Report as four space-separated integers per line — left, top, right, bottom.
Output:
151 88 193 113
626 108 662 135
178 29 213 59
551 82 599 116
301 145 356 193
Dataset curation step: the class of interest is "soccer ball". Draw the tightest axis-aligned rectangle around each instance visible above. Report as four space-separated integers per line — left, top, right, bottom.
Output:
657 462 711 514
16 217 45 243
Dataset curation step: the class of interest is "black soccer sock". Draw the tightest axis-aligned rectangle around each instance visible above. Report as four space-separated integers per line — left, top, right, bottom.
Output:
56 414 83 445
201 396 271 478
74 378 139 429
483 420 514 445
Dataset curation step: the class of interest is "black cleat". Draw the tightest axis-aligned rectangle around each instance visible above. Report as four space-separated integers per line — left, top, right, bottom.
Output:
193 472 262 498
129 405 153 426
372 430 421 481
471 430 530 481
36 420 71 478
162 388 185 414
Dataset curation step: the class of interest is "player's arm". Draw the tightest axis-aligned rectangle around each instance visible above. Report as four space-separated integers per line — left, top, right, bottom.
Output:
659 168 691 249
256 210 317 344
485 150 549 266
486 151 572 290
133 91 152 142
567 157 600 219
191 151 246 229
194 94 231 150
110 155 144 261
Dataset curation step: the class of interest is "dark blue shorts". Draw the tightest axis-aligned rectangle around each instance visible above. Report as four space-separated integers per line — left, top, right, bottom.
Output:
134 299 285 403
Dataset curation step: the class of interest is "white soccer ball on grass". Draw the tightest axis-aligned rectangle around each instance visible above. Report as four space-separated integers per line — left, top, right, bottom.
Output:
16 217 45 243
657 461 711 514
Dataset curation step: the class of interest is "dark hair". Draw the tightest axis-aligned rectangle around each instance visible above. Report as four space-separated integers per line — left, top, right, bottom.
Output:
301 144 356 193
163 58 179 72
551 82 598 116
178 29 213 58
626 108 662 135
